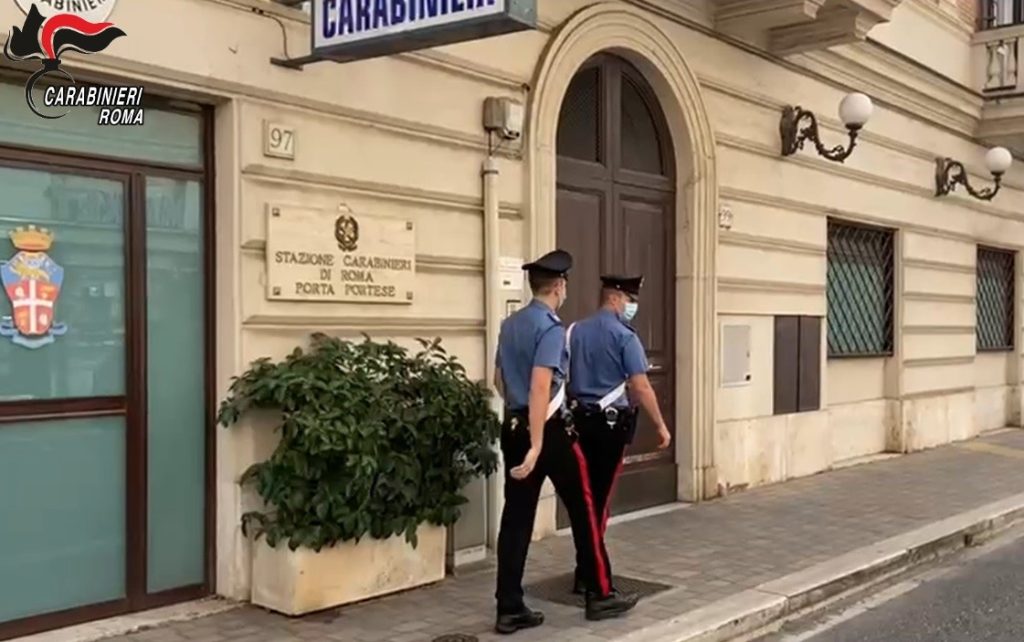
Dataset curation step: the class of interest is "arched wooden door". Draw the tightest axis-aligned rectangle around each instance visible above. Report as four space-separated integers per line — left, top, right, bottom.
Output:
556 53 677 526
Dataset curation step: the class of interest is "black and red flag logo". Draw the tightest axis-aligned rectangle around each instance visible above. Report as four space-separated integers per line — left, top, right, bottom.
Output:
4 4 126 118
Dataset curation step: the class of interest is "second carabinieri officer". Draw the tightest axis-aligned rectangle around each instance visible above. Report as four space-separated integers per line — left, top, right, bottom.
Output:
493 251 638 634
566 274 672 597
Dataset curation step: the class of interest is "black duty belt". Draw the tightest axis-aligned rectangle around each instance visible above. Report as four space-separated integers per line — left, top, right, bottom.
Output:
570 402 639 444
570 400 636 428
505 408 576 435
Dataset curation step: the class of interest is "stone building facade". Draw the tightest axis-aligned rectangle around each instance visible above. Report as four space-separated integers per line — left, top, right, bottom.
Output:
2 0 1024 637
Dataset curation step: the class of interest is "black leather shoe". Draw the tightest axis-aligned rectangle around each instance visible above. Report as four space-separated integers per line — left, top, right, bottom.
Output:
585 591 639 621
495 606 545 634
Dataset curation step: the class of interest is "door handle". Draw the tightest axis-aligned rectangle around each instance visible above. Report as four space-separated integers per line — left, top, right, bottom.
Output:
648 364 664 372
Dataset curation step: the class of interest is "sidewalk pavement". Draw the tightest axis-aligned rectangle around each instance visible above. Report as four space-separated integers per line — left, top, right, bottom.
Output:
98 429 1024 642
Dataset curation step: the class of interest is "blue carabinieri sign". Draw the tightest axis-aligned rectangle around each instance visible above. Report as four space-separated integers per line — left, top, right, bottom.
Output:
312 0 536 62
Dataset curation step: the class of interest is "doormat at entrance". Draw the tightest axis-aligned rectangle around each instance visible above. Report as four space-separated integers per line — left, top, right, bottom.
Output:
525 572 673 608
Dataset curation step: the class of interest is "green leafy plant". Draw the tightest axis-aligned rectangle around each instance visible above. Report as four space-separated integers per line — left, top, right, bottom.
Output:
218 332 500 552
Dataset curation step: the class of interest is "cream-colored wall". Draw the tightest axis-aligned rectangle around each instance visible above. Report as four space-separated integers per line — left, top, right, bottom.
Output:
869 0 974 86
827 359 894 462
0 0 540 599
711 15 1024 486
975 351 1017 431
9 0 1024 601
697 0 1024 491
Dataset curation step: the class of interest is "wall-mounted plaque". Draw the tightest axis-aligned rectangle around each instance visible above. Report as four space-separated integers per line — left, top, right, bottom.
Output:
498 256 524 290
266 205 415 304
263 121 295 160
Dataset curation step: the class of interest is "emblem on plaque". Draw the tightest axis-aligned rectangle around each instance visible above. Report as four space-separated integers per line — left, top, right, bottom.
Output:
335 214 359 252
0 225 68 349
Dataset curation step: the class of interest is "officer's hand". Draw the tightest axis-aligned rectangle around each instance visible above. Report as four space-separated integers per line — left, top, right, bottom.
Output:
511 447 540 480
656 424 672 450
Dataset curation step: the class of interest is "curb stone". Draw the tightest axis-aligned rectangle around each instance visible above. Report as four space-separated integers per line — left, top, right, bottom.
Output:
617 492 1024 642
10 598 242 642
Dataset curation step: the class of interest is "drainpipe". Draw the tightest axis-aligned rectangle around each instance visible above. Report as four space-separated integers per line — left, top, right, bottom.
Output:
482 155 503 550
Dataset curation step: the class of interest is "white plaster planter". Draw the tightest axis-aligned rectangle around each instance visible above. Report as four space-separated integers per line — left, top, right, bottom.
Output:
251 524 446 615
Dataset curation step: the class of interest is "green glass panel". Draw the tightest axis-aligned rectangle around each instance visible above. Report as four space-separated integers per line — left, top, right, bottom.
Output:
0 418 125 623
146 177 205 592
0 167 125 400
827 258 886 354
0 82 202 168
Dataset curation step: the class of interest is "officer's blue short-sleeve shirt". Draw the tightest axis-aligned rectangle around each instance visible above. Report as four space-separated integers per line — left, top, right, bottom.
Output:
568 309 649 408
495 300 567 411
534 324 564 370
622 334 648 378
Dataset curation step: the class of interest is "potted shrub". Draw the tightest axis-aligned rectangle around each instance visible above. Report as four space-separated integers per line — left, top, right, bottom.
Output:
218 333 499 615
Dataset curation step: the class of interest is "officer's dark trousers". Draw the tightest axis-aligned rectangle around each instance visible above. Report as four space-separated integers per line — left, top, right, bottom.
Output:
573 414 629 591
495 414 611 614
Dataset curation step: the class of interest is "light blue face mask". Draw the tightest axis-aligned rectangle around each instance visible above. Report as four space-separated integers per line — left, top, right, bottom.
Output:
623 302 639 321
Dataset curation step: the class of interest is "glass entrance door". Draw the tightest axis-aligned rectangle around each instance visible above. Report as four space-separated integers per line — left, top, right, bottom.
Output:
0 156 208 638
0 167 129 625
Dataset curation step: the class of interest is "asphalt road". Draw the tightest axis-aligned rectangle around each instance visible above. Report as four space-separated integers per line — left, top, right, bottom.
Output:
756 526 1024 642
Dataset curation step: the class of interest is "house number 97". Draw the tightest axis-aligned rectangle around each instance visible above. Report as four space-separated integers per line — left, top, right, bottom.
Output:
264 122 295 160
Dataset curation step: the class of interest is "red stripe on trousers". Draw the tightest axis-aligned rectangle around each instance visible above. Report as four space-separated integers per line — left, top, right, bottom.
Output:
601 458 625 535
571 442 611 596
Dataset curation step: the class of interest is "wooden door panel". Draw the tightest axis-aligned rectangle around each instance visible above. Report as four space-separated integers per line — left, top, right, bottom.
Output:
618 191 671 354
609 187 677 516
613 168 674 192
558 156 611 186
612 462 678 514
616 187 674 455
627 368 674 458
555 54 678 529
555 186 607 326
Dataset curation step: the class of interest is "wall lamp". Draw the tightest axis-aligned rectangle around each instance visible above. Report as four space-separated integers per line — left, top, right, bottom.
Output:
935 147 1013 201
780 92 873 163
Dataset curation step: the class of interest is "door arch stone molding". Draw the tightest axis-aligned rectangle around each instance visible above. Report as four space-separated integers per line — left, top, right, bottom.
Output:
525 2 719 501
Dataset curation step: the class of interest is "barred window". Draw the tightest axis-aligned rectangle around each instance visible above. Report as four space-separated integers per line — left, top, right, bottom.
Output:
826 220 895 357
977 247 1016 351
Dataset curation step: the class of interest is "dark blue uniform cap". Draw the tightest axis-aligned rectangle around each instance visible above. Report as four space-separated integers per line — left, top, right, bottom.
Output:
600 274 644 297
522 249 573 278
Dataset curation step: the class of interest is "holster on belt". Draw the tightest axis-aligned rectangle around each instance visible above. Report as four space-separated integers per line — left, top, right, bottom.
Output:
569 400 638 443
621 407 639 444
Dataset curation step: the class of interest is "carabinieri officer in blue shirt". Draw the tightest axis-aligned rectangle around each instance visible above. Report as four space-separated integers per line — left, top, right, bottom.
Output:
566 275 672 597
493 251 637 634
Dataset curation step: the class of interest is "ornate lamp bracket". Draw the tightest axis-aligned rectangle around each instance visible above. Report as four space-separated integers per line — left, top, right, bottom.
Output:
780 106 861 163
935 157 1002 201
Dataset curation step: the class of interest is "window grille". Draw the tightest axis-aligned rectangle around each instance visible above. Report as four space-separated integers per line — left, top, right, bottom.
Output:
826 220 895 357
977 246 1016 351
